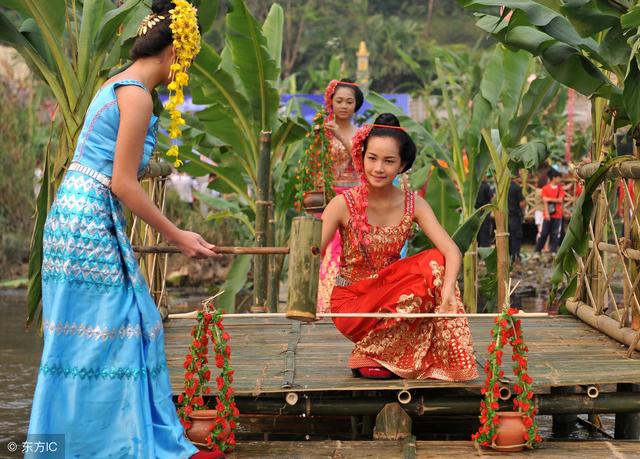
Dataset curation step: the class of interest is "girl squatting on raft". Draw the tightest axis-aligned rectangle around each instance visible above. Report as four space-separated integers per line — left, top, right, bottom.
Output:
27 1 223 458
321 113 478 381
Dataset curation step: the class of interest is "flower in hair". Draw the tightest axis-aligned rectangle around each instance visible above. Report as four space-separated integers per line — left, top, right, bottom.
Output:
137 14 165 36
166 0 201 168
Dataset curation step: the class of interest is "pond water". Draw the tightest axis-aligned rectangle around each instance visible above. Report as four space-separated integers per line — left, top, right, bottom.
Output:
0 290 41 449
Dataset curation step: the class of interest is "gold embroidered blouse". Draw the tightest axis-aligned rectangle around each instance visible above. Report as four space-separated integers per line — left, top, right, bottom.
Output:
339 188 415 284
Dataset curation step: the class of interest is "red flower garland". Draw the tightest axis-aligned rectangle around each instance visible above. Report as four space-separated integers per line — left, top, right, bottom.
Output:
345 124 373 249
177 300 239 454
472 306 541 449
294 112 336 210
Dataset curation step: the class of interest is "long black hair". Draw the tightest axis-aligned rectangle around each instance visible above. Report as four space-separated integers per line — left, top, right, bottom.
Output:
364 113 417 172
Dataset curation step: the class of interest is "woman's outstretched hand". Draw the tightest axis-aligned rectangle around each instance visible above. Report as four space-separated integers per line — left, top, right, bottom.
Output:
171 230 217 258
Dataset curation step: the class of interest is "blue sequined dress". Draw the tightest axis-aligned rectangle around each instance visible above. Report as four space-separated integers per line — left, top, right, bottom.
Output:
27 80 198 458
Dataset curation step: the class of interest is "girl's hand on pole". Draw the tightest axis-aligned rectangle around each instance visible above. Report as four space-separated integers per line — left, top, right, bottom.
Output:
171 230 217 258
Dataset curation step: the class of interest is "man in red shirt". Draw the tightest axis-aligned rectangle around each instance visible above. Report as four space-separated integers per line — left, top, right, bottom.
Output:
534 168 565 255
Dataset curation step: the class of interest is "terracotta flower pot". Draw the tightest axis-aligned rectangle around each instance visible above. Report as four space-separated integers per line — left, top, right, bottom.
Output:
302 190 326 214
186 409 231 450
494 411 526 452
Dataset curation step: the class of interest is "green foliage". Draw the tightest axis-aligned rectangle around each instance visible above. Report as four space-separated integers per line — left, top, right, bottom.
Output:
174 0 308 309
239 0 486 92
458 0 640 129
0 74 53 280
1 0 148 326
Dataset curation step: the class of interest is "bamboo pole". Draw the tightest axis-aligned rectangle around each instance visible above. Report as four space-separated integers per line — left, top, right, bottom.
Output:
267 184 278 312
168 311 549 319
139 159 172 180
592 189 607 315
494 211 509 308
132 245 289 255
576 161 640 180
463 245 477 313
633 165 640 332
253 131 272 313
229 393 640 416
565 298 640 351
588 241 640 261
286 216 322 321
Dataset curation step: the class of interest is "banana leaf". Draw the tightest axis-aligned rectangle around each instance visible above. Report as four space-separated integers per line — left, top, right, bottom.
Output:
216 255 252 313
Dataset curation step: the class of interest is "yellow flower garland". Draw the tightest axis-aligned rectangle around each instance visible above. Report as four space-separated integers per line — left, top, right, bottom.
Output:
166 0 201 167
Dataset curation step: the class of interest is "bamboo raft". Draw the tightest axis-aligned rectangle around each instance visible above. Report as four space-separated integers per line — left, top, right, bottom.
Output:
165 315 640 394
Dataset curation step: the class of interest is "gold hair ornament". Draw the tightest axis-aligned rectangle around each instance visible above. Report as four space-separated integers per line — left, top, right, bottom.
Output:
137 14 165 36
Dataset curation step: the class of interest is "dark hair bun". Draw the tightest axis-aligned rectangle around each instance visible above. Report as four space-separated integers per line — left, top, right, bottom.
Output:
152 0 173 14
373 113 400 127
366 113 416 172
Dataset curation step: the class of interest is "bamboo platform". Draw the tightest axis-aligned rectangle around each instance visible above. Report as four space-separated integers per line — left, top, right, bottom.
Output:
225 440 640 458
164 315 640 395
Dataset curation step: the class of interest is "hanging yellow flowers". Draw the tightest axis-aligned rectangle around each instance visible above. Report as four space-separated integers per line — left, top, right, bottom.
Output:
166 0 201 168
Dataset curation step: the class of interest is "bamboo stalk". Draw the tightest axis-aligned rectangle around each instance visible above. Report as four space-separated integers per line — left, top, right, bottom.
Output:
168 311 549 319
231 393 640 416
139 160 172 179
267 184 278 312
132 245 290 255
565 298 640 351
253 131 272 313
576 161 640 180
589 241 640 261
286 217 322 321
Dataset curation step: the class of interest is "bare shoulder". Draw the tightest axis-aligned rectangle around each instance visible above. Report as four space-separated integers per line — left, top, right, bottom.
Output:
414 194 432 212
323 193 349 224
326 193 348 213
115 85 152 115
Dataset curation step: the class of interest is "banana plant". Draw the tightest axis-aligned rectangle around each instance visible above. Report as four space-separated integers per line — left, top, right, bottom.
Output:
0 0 149 326
457 0 640 310
478 46 559 307
179 0 307 311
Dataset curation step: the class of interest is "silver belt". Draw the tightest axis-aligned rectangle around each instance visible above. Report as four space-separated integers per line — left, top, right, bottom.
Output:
68 162 112 188
335 275 351 287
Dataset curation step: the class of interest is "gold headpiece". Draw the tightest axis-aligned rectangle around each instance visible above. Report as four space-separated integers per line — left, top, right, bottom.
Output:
137 14 165 36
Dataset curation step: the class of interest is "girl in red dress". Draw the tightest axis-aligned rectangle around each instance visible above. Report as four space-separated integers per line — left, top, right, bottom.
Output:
321 113 478 381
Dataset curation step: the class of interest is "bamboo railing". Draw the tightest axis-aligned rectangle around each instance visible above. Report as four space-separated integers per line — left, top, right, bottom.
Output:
567 161 640 355
129 159 172 317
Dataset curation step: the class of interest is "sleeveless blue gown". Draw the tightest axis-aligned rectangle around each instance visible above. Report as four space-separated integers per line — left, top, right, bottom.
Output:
27 80 198 458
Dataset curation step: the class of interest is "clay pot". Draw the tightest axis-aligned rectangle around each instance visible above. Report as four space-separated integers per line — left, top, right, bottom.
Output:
186 409 231 450
494 411 526 452
302 190 326 214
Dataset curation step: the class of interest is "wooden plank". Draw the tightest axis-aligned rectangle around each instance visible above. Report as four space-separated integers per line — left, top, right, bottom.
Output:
225 440 640 458
165 316 640 395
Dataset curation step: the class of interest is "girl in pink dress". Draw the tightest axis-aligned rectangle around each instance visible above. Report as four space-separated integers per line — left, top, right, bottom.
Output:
317 79 365 312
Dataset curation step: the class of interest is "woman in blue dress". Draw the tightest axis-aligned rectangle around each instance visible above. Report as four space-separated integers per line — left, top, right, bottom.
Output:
27 1 223 457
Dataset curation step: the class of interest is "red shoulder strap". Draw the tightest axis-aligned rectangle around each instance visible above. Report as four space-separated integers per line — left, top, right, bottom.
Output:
343 189 357 216
405 190 415 217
